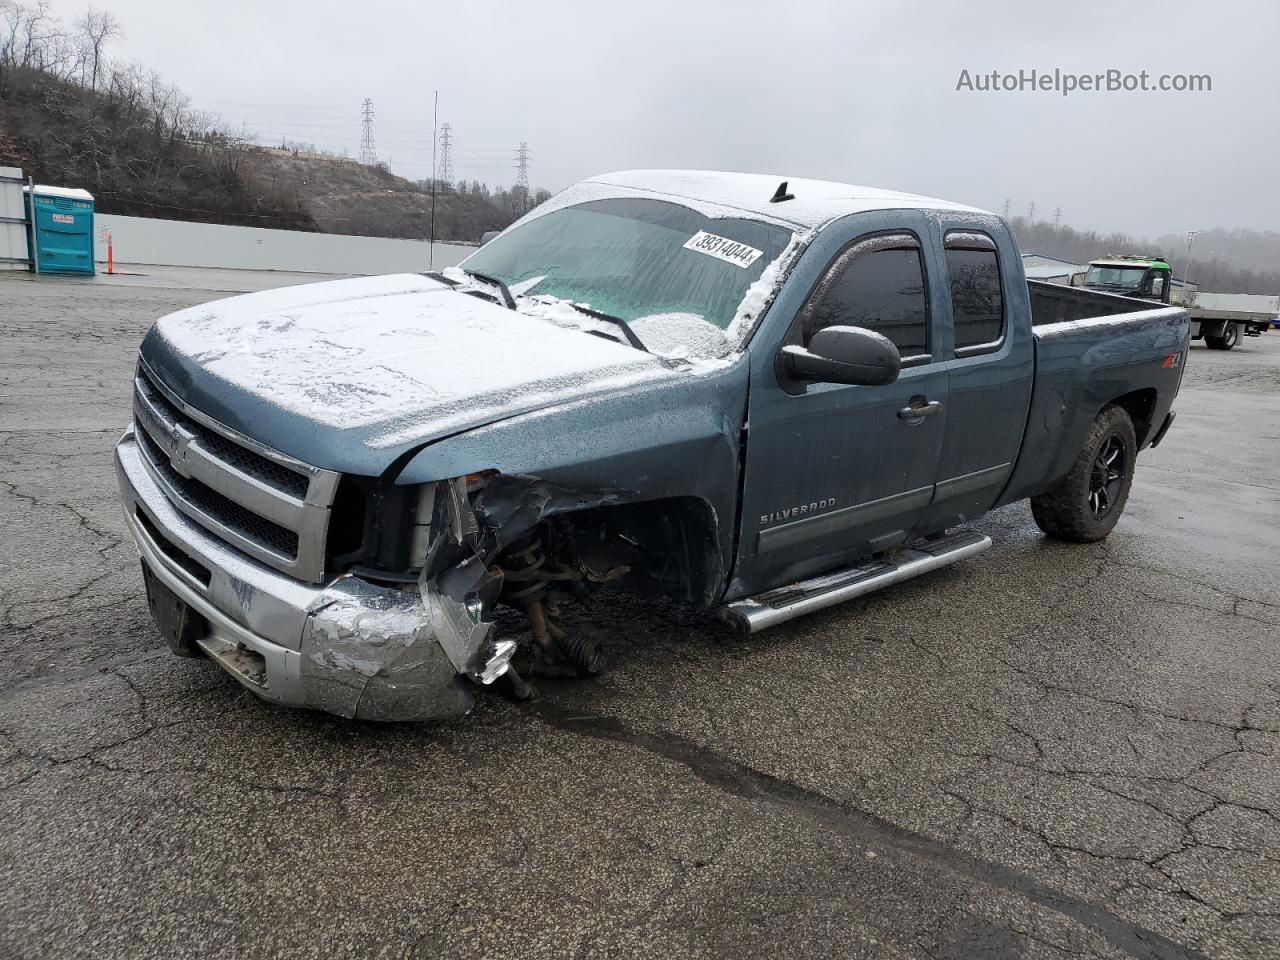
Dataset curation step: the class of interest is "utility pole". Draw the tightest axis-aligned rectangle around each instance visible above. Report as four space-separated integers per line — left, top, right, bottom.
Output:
1002 198 1011 219
429 91 437 269
1027 200 1036 223
1053 207 1062 227
436 123 454 191
359 98 377 165
514 142 531 214
1183 230 1200 301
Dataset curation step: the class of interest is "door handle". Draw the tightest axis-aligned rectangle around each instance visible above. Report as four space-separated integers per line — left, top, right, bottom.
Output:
898 399 942 420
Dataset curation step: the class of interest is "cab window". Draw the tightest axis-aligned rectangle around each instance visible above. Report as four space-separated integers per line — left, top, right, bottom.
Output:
803 237 929 358
944 233 1004 351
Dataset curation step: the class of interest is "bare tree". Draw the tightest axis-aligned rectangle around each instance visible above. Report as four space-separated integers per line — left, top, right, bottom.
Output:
76 6 118 90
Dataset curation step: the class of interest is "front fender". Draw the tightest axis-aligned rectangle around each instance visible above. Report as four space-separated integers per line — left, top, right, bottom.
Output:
394 360 750 601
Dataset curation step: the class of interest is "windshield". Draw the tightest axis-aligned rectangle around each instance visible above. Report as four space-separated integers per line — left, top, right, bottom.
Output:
1085 265 1147 289
459 197 793 360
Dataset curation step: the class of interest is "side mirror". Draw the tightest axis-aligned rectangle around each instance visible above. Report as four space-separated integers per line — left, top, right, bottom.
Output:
479 230 501 246
780 325 901 386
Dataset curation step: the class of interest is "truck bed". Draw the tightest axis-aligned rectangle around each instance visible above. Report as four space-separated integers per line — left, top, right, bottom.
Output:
1027 280 1162 326
997 281 1190 506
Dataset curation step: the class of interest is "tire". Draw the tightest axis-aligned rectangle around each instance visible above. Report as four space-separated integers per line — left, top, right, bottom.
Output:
1031 405 1137 543
1206 323 1239 350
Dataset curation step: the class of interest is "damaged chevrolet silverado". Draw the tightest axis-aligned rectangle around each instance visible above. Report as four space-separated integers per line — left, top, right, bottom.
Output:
115 170 1189 720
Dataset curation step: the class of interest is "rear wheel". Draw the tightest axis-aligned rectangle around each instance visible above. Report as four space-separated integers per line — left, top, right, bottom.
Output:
1031 405 1137 543
1206 323 1240 350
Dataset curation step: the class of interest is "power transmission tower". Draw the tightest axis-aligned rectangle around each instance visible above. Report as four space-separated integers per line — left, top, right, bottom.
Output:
436 123 454 190
515 142 531 190
1002 198 1011 219
359 98 377 165
514 142 532 214
1053 207 1062 226
1027 200 1036 222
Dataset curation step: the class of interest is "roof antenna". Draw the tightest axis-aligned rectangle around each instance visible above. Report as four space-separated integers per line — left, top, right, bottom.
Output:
769 180 795 203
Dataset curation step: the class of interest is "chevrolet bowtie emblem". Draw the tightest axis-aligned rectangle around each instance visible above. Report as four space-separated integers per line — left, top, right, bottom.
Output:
169 430 194 478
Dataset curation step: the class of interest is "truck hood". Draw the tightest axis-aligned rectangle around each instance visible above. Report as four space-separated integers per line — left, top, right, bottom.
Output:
140 273 678 475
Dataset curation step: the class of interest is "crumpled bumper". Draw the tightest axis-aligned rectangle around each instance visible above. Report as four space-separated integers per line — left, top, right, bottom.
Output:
114 426 478 721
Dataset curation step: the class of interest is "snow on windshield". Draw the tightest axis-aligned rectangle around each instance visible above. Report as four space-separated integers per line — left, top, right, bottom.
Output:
455 196 802 364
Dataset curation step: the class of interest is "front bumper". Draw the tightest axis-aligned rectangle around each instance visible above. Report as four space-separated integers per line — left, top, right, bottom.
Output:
115 426 477 721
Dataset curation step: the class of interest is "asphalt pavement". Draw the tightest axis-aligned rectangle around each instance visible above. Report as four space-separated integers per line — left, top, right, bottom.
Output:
1 269 1277 959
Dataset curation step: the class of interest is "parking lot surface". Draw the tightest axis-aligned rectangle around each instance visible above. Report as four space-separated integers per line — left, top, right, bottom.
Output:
2 271 1278 959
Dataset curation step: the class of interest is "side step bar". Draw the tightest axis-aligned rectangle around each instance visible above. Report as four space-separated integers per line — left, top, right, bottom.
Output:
720 530 992 634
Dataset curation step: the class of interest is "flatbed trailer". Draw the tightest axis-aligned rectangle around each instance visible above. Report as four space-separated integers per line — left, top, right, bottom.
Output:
1185 293 1279 350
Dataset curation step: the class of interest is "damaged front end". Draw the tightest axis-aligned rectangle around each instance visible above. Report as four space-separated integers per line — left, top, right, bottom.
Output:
299 473 526 721
120 395 716 723
299 577 484 721
301 470 640 720
416 473 633 699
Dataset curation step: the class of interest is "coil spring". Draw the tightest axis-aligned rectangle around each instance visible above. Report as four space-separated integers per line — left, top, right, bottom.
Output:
500 542 550 604
497 532 603 674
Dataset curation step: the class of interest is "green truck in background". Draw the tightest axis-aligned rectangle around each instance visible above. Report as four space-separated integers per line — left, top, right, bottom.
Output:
1080 254 1278 350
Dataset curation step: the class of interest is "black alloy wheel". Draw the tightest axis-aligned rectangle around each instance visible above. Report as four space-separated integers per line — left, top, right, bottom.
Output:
1088 434 1126 519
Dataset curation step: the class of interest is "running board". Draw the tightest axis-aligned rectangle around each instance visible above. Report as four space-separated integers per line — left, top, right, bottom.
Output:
720 530 992 634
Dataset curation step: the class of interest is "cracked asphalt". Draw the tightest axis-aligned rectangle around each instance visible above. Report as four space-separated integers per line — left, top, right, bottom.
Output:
2 270 1278 960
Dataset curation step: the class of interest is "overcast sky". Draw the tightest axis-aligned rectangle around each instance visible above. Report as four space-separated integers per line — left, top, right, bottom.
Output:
61 0 1279 238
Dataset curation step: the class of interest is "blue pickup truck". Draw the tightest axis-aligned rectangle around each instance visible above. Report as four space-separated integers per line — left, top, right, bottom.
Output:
115 170 1189 720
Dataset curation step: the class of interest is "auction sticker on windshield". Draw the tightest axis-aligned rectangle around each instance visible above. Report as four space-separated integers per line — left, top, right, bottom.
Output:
682 231 764 268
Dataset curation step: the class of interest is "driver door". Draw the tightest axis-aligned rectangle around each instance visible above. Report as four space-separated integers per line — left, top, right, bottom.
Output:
731 226 949 597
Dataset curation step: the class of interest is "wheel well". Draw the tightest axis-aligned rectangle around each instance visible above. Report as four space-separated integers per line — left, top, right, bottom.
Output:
1107 388 1158 446
555 496 724 607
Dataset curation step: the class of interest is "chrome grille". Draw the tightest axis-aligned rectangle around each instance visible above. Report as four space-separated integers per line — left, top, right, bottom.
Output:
135 374 311 499
131 358 340 582
136 429 301 557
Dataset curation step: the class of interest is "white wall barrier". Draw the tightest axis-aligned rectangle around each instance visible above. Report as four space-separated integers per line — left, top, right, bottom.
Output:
0 167 28 271
93 213 474 274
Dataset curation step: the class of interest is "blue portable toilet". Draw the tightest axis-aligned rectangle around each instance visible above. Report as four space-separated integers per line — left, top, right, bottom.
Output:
25 185 96 275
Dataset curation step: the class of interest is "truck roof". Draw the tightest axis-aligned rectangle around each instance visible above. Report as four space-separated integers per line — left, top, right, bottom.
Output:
584 169 990 229
1090 255 1170 270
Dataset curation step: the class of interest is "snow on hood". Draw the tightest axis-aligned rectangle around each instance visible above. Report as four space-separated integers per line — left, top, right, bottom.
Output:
145 273 678 452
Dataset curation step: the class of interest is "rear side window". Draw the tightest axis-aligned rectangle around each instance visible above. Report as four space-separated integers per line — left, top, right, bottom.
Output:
944 233 1004 351
805 240 929 358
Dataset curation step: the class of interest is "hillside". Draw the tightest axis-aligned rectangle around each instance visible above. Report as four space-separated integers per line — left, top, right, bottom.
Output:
245 148 536 242
0 6 540 245
0 65 532 242
0 65 319 230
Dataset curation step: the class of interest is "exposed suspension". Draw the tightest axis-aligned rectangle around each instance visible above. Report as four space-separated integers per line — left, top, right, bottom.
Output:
496 523 616 679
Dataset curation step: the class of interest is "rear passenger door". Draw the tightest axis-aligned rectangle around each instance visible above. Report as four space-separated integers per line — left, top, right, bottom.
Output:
734 218 950 596
917 225 1033 530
